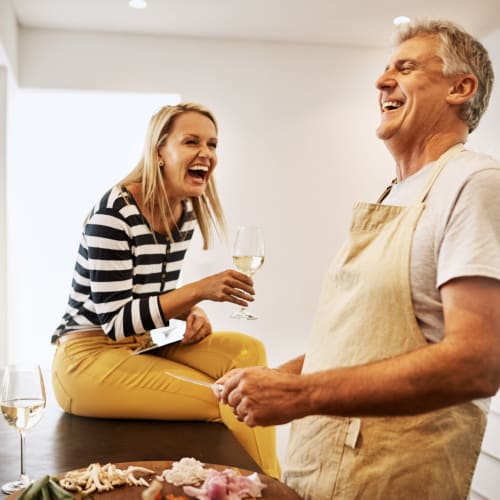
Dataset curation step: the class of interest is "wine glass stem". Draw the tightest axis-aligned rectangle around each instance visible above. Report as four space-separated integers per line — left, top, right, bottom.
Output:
19 430 27 482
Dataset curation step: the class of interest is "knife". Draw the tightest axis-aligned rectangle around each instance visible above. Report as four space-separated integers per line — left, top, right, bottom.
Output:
165 371 224 393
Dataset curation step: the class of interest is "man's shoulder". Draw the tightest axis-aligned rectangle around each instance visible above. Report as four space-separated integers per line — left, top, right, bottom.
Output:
451 149 500 173
437 149 500 188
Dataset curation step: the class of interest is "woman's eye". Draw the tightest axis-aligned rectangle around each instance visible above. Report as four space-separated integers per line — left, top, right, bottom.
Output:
209 142 217 149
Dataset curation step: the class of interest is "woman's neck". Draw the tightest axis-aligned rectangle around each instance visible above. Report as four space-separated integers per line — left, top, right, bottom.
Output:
125 182 183 235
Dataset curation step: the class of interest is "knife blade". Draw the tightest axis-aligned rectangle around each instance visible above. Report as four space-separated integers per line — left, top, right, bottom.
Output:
165 371 224 393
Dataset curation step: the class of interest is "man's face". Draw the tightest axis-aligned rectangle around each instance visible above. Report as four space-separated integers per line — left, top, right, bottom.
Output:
375 35 456 144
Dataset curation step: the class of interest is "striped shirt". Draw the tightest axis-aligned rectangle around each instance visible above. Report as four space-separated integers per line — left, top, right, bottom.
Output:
52 186 196 343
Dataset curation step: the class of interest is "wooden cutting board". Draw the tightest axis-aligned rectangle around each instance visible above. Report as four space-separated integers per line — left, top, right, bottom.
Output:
7 460 302 499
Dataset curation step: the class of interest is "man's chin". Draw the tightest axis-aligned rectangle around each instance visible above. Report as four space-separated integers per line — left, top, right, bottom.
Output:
375 123 397 141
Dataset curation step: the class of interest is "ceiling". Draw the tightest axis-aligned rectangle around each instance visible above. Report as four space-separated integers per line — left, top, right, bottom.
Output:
11 0 500 48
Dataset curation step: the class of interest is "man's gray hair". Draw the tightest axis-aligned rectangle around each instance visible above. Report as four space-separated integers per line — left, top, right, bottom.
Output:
394 19 494 133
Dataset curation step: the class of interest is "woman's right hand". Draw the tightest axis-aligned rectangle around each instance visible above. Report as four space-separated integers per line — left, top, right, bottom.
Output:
195 269 255 306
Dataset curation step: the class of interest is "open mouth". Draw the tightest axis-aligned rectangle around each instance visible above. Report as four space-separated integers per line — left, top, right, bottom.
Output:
187 165 209 181
382 100 404 112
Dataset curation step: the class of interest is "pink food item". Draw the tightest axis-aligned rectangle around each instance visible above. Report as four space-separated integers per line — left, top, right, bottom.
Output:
183 468 266 500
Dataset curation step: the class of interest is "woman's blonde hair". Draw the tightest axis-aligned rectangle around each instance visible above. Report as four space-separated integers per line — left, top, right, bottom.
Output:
118 102 225 249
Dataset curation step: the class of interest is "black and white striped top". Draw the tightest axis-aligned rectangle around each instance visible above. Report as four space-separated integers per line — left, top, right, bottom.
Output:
52 186 196 343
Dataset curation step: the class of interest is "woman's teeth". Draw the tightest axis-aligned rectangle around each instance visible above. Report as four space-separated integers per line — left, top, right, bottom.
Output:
188 165 209 179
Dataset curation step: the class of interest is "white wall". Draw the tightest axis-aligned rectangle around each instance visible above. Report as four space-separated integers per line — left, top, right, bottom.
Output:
6 26 391 465
0 66 7 369
0 0 18 372
10 27 393 370
467 27 500 500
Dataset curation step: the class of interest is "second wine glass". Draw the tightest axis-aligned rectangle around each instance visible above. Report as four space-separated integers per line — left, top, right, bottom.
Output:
1 364 46 494
231 225 265 320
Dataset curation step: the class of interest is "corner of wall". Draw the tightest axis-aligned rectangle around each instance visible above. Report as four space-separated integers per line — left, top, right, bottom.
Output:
0 0 19 80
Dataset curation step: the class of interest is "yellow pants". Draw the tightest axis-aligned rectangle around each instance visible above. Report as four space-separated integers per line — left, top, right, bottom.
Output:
51 331 280 478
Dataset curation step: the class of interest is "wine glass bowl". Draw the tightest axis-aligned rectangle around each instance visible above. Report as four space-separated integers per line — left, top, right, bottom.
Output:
231 226 265 320
1 364 46 494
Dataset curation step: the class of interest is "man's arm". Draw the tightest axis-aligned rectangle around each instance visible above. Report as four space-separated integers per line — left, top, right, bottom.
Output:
220 276 500 426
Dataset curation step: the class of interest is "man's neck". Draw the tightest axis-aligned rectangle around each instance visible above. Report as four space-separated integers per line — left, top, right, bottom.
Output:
385 130 468 181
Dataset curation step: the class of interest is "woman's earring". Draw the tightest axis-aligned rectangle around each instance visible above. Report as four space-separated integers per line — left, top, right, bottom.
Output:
159 160 164 168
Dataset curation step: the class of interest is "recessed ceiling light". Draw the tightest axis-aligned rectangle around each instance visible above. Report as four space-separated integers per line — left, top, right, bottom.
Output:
393 16 411 26
129 0 147 9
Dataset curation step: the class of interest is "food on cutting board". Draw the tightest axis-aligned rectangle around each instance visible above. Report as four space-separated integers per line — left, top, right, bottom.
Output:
17 457 267 499
153 458 266 500
58 462 154 495
157 457 211 486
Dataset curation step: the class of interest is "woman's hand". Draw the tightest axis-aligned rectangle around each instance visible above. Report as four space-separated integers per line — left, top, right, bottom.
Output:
158 270 255 324
181 306 212 344
195 270 255 307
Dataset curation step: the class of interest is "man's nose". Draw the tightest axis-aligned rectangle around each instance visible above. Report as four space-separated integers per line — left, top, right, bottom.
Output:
375 70 397 90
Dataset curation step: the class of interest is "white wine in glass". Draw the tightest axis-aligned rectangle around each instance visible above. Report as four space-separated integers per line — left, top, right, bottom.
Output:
231 226 265 320
1 364 46 494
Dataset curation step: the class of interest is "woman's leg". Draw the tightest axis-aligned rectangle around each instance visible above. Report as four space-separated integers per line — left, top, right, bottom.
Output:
161 332 281 478
160 331 268 378
52 335 220 420
219 399 281 479
52 332 280 477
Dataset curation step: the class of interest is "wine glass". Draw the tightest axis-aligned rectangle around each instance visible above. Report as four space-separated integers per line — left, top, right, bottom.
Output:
231 225 265 320
1 364 46 494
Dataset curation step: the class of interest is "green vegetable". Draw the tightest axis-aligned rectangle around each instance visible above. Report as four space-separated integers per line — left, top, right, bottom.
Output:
18 476 49 499
47 478 75 499
41 485 51 500
17 475 75 500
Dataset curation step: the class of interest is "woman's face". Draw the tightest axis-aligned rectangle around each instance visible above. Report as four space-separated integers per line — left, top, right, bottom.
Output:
158 111 218 204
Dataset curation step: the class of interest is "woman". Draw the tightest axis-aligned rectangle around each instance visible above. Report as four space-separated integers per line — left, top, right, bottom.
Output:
51 102 280 478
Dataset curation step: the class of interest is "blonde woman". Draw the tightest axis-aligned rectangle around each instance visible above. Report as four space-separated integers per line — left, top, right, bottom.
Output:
51 103 280 478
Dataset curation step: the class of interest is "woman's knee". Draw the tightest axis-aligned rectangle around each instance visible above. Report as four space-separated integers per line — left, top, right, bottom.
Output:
211 331 268 367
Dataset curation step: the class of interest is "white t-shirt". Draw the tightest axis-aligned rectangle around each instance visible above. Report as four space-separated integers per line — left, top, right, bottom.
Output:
382 149 500 344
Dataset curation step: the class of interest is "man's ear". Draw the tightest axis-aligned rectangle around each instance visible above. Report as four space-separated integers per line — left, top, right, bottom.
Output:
446 74 478 105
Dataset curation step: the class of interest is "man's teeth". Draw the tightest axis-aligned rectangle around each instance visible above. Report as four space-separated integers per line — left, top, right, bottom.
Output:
382 101 403 111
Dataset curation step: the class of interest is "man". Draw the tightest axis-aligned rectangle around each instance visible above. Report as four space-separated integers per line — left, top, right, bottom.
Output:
216 19 500 499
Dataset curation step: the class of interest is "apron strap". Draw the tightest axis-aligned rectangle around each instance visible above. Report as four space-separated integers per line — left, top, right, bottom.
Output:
376 178 398 203
376 143 465 204
417 143 465 203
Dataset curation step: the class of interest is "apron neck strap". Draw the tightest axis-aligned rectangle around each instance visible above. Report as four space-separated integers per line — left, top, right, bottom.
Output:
417 143 465 203
376 143 465 204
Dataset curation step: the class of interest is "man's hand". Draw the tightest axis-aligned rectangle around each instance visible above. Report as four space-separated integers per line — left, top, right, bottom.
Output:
216 366 308 426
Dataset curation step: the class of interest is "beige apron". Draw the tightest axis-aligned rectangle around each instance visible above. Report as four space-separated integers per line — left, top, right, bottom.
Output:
283 144 486 500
